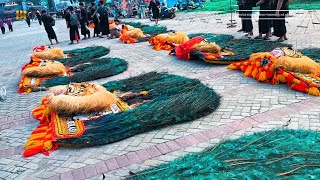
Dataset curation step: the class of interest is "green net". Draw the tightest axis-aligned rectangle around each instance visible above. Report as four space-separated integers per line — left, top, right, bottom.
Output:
130 129 320 179
57 72 220 147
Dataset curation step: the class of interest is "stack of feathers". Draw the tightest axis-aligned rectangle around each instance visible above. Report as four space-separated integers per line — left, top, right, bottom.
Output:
129 129 320 179
41 46 128 88
19 46 128 92
57 72 221 147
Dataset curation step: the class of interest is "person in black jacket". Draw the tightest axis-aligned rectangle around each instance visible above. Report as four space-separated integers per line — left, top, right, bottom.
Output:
97 0 110 38
36 10 42 25
41 10 58 45
79 2 90 39
149 0 160 25
90 3 100 37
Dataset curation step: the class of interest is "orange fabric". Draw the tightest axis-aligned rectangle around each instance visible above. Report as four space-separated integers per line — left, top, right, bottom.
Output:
32 97 50 124
18 76 42 94
119 26 137 44
273 70 320 96
18 56 71 94
228 52 277 82
229 52 320 96
52 113 86 139
149 37 176 51
89 22 95 28
23 121 56 157
175 37 204 60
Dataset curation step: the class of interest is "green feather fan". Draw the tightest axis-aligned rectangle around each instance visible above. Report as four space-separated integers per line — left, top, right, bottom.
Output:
188 33 235 43
40 58 128 88
125 22 149 29
57 72 220 147
130 129 320 179
141 26 167 35
31 46 127 91
57 46 110 64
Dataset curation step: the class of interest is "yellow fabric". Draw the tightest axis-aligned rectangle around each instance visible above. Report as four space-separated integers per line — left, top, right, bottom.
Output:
33 48 64 60
275 55 320 74
153 32 189 44
124 28 145 39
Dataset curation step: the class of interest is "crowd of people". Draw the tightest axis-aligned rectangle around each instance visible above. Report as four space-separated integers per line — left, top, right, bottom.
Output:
39 0 163 45
0 18 14 34
238 0 289 42
2 0 290 45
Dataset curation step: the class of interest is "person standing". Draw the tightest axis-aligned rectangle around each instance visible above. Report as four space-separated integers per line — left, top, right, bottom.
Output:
271 0 289 42
0 19 5 34
255 0 271 40
90 3 100 37
65 7 71 28
26 11 32 27
97 0 110 38
68 7 80 45
242 0 254 38
36 10 42 25
79 3 90 39
237 0 245 32
149 0 160 25
5 18 13 32
41 10 58 45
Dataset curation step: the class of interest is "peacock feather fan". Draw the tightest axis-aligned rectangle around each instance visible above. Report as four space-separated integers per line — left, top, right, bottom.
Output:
57 46 110 64
188 33 235 43
41 58 128 88
125 22 149 29
35 46 127 90
57 72 220 147
129 129 320 179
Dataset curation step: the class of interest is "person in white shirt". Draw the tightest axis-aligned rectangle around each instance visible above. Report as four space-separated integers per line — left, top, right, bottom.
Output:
109 19 123 39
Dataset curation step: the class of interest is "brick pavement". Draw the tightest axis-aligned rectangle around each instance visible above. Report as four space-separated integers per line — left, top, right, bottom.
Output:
0 11 319 179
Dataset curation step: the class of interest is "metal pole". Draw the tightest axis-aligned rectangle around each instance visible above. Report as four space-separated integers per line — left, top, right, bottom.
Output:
227 0 236 28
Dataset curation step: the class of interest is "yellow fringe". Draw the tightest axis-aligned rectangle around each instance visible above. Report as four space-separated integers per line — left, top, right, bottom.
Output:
257 71 267 82
227 64 237 70
308 87 320 96
252 67 258 78
244 66 252 77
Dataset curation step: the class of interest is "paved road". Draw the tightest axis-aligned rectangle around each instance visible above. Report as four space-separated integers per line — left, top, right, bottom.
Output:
0 11 319 179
